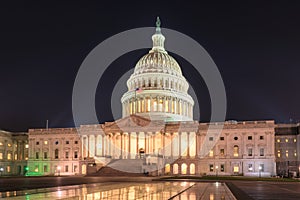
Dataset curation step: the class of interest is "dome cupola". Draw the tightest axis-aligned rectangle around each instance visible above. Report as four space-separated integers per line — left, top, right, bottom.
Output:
121 17 194 122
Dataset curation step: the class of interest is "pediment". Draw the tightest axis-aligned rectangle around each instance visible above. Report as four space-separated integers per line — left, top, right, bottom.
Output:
103 115 164 133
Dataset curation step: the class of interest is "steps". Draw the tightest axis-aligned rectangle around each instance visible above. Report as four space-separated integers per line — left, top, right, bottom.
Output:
93 159 147 176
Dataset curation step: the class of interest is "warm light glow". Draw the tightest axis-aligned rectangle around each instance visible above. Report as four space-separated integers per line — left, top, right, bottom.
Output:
181 163 187 174
233 166 239 173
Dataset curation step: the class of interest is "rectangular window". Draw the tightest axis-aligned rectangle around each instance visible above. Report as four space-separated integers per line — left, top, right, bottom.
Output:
259 136 264 140
65 152 69 159
233 146 239 157
36 152 39 159
34 165 39 172
74 165 78 172
44 141 48 145
66 141 69 144
260 148 264 156
7 153 12 160
6 166 11 173
36 141 39 145
209 150 214 157
65 165 69 172
220 149 225 156
233 166 239 173
285 138 288 143
44 165 48 172
74 141 78 144
220 164 225 172
209 164 214 172
220 137 224 141
25 144 29 148
248 164 253 172
0 142 2 146
0 152 3 160
44 152 48 159
286 150 289 157
209 137 213 141
248 136 252 140
294 138 297 143
74 151 78 159
294 150 297 157
248 148 253 156
14 154 17 160
259 164 264 172
277 150 281 158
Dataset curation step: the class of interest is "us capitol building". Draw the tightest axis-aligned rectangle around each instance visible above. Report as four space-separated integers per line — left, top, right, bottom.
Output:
0 19 299 177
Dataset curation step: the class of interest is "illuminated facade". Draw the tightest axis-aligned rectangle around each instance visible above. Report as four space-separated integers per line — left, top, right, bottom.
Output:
275 124 300 177
0 130 28 176
121 18 194 122
4 18 298 177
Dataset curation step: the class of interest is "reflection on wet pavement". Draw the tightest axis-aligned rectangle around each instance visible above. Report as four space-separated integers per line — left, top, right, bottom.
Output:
1 181 236 200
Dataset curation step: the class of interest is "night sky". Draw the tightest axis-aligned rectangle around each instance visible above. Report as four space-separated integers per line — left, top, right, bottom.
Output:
1 1 300 132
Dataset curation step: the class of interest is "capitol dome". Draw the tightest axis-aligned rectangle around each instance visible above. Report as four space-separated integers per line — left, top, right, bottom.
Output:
121 17 194 121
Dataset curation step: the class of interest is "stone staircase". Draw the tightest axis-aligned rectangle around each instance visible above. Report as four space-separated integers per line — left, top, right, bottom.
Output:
93 159 147 176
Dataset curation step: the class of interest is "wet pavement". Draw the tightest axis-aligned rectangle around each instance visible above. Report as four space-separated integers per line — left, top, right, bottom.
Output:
0 181 235 199
228 181 300 200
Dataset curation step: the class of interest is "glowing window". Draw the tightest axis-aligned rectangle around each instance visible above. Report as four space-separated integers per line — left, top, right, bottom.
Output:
277 139 280 143
44 141 48 145
209 150 214 157
0 142 3 146
277 150 281 158
0 152 3 159
294 150 297 157
173 164 178 174
7 153 12 160
190 163 195 174
285 138 289 143
181 163 187 174
7 143 11 147
146 99 150 112
294 138 297 143
233 145 239 157
165 100 168 112
25 144 29 148
6 166 11 173
34 165 39 172
165 164 170 174
233 166 239 173
286 150 289 157
248 164 253 172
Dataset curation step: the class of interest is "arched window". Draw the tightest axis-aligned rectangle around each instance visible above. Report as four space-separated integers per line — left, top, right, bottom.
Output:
173 164 178 174
165 164 170 174
181 163 187 175
233 145 239 157
190 163 195 175
55 149 59 159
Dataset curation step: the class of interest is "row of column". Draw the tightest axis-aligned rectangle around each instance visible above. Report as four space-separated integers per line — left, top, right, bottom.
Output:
123 96 193 118
81 132 197 159
129 77 187 93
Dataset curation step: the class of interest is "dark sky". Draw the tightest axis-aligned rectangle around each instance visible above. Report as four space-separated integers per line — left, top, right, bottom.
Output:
1 1 300 132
